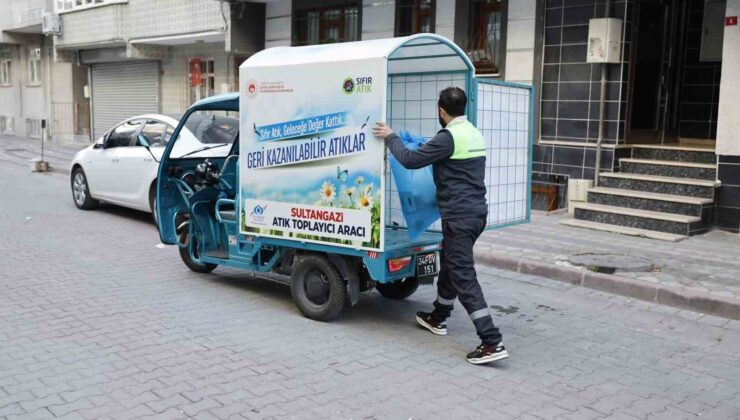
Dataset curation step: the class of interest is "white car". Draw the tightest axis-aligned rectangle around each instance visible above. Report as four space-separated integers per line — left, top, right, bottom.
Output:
70 114 180 225
70 112 239 225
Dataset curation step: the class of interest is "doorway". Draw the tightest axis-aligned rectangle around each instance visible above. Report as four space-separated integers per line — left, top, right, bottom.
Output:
627 0 671 144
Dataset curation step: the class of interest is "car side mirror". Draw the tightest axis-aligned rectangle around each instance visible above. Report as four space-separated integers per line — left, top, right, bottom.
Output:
137 134 150 148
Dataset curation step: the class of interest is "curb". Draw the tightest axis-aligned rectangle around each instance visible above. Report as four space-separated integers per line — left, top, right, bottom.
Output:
474 250 740 320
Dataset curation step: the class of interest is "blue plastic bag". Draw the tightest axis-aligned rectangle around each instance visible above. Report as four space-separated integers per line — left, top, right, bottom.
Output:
389 131 441 240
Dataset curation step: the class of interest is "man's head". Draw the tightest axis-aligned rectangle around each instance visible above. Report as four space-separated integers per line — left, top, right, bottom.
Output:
438 87 467 128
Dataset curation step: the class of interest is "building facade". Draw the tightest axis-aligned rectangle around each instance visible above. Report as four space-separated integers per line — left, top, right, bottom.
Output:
0 0 738 232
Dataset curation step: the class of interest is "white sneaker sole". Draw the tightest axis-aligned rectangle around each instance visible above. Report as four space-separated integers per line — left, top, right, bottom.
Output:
466 350 509 365
416 315 447 336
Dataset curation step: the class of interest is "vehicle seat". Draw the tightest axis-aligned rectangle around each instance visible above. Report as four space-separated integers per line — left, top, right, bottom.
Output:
219 210 236 222
220 155 239 198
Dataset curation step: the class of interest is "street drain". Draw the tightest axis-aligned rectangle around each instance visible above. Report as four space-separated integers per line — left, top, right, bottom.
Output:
567 253 655 274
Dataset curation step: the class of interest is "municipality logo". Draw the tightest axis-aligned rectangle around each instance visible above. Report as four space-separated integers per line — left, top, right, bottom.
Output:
246 79 258 98
250 204 267 224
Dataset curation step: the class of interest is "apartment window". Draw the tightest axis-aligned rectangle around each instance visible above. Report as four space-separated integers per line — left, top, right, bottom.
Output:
26 119 42 139
0 60 10 86
293 1 361 46
396 0 436 36
0 116 13 134
56 0 115 13
463 0 505 76
28 49 41 85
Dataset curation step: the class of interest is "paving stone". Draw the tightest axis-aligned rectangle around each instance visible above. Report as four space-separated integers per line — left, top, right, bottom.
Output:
0 162 738 419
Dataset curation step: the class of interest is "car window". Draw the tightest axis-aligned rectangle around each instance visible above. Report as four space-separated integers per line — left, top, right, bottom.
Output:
164 125 175 143
107 120 142 148
169 111 238 159
140 120 167 147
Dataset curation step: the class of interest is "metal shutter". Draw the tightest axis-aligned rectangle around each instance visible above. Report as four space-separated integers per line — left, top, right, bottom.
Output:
91 61 159 139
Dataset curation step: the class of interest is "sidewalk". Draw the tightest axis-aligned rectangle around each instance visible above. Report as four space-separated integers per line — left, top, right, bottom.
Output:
476 211 740 320
0 134 86 175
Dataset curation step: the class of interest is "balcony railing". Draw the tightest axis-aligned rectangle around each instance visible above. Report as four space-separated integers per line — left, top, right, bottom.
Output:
18 8 44 25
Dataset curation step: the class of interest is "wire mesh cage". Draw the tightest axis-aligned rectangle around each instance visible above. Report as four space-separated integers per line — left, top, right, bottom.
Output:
384 74 532 231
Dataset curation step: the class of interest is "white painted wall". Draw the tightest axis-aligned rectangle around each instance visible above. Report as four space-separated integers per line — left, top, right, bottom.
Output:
717 0 740 156
504 0 536 84
265 0 291 48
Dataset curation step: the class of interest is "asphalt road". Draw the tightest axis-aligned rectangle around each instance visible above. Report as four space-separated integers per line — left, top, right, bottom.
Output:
1 148 740 419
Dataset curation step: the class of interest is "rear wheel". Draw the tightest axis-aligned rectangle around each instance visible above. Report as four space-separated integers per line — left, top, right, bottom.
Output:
71 168 99 210
290 254 346 321
178 226 217 273
376 276 420 300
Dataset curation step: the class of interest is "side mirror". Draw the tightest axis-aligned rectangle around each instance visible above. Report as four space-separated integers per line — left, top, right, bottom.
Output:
137 134 150 148
93 136 105 149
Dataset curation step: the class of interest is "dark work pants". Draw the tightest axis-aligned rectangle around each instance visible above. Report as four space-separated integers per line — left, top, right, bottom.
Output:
432 217 502 345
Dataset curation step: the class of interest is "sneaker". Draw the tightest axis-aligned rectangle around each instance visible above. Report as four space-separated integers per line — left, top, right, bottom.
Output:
466 342 509 364
415 312 447 336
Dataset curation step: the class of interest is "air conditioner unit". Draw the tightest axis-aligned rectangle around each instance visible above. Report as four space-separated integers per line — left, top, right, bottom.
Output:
42 13 62 36
31 48 41 57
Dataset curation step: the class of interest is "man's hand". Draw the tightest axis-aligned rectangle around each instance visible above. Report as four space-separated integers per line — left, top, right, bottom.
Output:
373 122 394 140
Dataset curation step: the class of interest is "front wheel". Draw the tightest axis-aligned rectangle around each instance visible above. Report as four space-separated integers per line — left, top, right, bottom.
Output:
71 168 99 210
290 255 346 321
376 277 420 300
178 226 217 273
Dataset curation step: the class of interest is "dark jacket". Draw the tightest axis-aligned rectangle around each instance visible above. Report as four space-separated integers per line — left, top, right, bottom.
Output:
385 128 488 220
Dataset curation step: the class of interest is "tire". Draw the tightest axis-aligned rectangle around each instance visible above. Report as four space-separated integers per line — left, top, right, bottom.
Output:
290 254 346 321
178 227 217 273
376 277 420 300
71 168 99 210
149 185 158 228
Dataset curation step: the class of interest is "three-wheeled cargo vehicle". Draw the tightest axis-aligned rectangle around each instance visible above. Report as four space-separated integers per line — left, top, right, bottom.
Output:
156 34 533 321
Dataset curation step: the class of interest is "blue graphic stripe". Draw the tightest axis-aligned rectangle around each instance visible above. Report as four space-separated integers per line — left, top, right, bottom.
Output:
256 112 349 142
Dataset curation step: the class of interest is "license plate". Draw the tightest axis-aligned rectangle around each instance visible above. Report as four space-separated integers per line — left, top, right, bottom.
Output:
416 252 438 277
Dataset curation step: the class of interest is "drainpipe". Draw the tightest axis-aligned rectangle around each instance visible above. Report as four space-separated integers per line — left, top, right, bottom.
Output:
594 0 611 187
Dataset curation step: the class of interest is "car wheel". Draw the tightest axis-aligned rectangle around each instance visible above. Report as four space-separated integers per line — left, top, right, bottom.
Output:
149 186 158 228
290 254 346 321
376 277 420 300
71 168 99 210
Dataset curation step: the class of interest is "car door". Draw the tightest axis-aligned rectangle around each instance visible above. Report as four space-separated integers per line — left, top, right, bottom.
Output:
85 121 138 200
99 119 143 203
112 119 154 205
120 119 169 208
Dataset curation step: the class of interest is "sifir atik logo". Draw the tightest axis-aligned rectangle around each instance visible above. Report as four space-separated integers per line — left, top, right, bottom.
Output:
342 76 373 94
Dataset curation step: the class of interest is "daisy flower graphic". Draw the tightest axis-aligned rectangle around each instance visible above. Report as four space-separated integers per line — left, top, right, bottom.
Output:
320 180 336 204
355 176 365 186
358 190 373 209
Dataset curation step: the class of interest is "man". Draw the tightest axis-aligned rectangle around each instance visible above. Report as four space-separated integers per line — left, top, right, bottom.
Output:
373 87 508 365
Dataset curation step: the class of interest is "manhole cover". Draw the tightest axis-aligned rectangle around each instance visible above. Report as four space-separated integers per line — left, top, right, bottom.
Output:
568 253 654 274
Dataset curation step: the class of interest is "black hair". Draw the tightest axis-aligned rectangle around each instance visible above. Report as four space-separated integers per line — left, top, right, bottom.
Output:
438 87 467 117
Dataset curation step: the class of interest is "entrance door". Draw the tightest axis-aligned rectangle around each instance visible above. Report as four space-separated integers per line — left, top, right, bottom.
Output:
628 1 671 143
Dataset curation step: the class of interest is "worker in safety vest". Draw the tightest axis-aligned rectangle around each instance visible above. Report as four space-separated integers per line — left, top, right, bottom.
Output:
373 87 508 365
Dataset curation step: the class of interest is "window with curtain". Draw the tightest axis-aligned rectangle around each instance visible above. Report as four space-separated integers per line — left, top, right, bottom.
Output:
293 2 361 46
396 0 436 36
0 60 11 86
28 50 41 85
465 0 505 76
